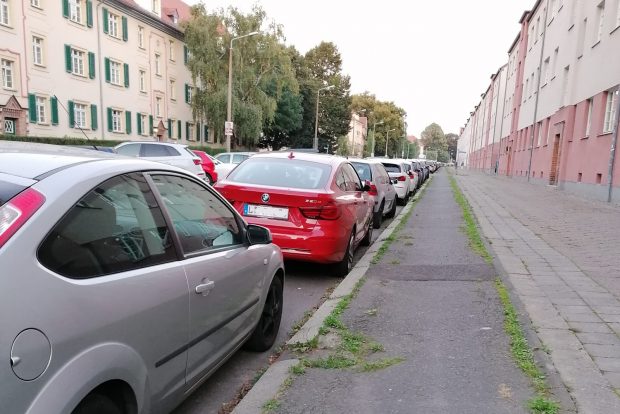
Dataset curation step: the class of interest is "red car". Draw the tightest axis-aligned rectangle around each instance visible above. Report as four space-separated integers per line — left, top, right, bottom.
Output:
215 152 375 276
192 150 219 184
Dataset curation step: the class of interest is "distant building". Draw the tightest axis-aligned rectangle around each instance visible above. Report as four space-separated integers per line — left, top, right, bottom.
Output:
459 0 620 203
347 112 367 157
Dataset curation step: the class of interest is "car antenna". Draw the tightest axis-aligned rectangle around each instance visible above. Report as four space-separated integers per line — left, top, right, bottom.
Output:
53 95 99 151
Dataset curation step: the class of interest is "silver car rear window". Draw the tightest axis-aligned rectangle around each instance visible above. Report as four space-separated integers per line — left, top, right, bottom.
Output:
227 158 332 190
382 163 401 173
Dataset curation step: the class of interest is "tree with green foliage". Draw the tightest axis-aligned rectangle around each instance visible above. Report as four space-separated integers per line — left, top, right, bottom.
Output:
445 133 459 161
183 4 297 148
420 123 447 152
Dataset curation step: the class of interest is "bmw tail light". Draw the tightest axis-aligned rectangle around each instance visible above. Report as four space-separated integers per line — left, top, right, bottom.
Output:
369 183 378 196
0 188 45 249
300 203 341 220
397 175 407 181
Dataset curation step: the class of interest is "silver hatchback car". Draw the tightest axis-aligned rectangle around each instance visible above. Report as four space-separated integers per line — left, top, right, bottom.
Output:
0 142 284 414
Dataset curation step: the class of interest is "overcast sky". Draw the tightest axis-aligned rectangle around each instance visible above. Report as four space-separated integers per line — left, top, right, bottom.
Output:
187 0 534 136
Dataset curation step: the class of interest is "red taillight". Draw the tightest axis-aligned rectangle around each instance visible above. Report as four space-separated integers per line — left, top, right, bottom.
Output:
300 203 341 220
369 183 378 196
397 175 407 181
0 188 45 249
408 171 414 178
193 158 201 165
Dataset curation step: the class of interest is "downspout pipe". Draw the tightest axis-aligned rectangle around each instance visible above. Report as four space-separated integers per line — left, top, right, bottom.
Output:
527 0 551 182
96 0 105 140
495 66 510 175
607 87 620 202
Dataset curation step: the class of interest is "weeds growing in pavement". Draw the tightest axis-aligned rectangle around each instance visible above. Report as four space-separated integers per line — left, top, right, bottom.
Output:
262 398 280 412
361 357 406 372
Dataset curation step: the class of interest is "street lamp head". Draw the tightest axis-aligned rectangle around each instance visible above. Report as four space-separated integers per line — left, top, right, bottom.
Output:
247 31 260 36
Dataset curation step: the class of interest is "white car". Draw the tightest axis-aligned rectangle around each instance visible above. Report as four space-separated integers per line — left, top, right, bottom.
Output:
214 152 255 180
115 142 206 180
372 159 415 204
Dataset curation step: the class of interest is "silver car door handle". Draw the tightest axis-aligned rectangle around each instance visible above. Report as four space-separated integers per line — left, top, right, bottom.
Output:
195 280 215 295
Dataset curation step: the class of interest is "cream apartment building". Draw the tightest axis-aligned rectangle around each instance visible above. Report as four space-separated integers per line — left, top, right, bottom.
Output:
461 0 620 202
347 112 367 157
0 0 209 143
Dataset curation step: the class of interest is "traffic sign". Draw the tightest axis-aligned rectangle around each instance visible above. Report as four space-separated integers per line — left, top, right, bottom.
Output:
225 121 233 136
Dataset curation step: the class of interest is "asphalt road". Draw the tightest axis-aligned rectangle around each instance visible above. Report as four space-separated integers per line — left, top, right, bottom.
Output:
173 202 405 414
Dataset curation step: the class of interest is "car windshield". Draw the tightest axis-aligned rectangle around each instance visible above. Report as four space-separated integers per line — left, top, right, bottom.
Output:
227 158 332 190
382 163 401 173
351 162 372 181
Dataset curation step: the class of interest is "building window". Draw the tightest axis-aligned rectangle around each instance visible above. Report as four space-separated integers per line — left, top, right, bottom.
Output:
1 0 10 26
188 123 195 141
169 40 175 61
578 18 587 57
69 0 82 24
552 47 559 79
108 12 119 38
603 89 618 133
543 57 550 85
155 53 161 76
110 60 121 85
152 0 160 14
585 99 593 136
1 59 12 89
616 0 620 28
112 109 122 132
71 48 85 76
31 0 41 8
170 79 176 100
138 26 144 48
596 1 606 43
536 122 543 146
139 113 146 135
33 36 44 66
74 102 87 128
36 96 47 124
139 69 146 92
156 96 162 117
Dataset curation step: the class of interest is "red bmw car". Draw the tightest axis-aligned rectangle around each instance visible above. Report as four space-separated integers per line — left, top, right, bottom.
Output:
215 152 375 276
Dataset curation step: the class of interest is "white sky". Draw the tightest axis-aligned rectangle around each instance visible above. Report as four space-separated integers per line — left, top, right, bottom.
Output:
187 0 534 136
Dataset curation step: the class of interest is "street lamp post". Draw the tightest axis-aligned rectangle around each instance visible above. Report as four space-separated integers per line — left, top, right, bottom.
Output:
371 120 383 157
385 128 395 157
226 31 260 153
314 85 335 151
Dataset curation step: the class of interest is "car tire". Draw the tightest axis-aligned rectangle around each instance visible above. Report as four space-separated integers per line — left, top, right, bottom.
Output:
386 199 397 218
361 218 373 246
334 230 355 277
373 200 384 229
244 276 283 352
205 174 214 185
72 393 122 414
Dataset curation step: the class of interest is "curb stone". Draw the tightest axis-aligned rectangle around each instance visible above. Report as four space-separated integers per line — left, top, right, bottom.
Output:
231 177 432 414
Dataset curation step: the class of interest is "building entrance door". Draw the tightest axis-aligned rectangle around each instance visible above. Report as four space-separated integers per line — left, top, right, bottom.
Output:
549 134 561 185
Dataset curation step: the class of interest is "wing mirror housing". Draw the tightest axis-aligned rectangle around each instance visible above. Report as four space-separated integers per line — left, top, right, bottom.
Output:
247 224 272 245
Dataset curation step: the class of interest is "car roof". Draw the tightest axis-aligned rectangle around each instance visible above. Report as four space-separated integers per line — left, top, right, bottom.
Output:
0 141 120 179
115 141 188 148
216 152 256 156
250 151 347 168
349 158 383 166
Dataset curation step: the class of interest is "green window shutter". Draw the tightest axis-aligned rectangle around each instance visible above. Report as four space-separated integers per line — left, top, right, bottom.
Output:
88 52 95 79
196 122 200 141
28 94 37 122
149 115 154 135
204 124 209 141
123 63 129 88
184 45 188 64
177 120 182 139
104 58 110 83
64 44 72 73
122 16 128 41
51 96 59 125
167 119 172 138
184 84 189 103
86 0 93 27
68 100 75 127
107 107 113 132
102 8 109 34
90 104 98 130
185 122 189 140
136 113 142 135
62 0 69 18
125 111 132 134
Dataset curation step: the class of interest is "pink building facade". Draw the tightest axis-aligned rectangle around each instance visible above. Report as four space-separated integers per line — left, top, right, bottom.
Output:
459 0 620 203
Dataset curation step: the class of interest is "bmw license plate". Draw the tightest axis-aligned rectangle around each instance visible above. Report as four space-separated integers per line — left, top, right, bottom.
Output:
244 204 289 220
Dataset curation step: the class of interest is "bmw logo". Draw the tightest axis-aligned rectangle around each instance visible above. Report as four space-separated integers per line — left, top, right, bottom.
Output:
261 193 270 203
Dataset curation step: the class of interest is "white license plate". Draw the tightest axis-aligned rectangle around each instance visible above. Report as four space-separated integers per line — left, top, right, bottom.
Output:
244 204 289 220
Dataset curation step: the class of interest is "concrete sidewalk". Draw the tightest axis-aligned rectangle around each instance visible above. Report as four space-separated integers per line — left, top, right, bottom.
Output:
273 170 544 414
456 171 620 413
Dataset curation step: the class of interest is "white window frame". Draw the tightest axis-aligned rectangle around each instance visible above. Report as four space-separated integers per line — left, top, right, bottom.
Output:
170 79 176 100
71 48 85 76
155 96 162 117
110 60 121 85
2 58 14 89
586 99 593 136
155 53 161 76
31 0 41 8
36 95 47 124
616 0 620 28
139 69 146 92
108 12 119 38
112 109 123 133
543 57 550 85
188 85 193 102
138 26 144 48
188 122 195 141
74 102 88 129
152 0 160 14
33 36 44 66
169 40 175 61
140 113 147 135
536 122 543 146
603 89 618 133
69 0 82 24
596 1 606 43
0 0 9 26
170 118 176 139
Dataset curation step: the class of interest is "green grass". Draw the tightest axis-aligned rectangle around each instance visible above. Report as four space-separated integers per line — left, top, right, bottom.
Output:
448 175 493 264
262 398 280 413
528 396 560 414
289 363 306 376
361 357 405 372
303 355 357 369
